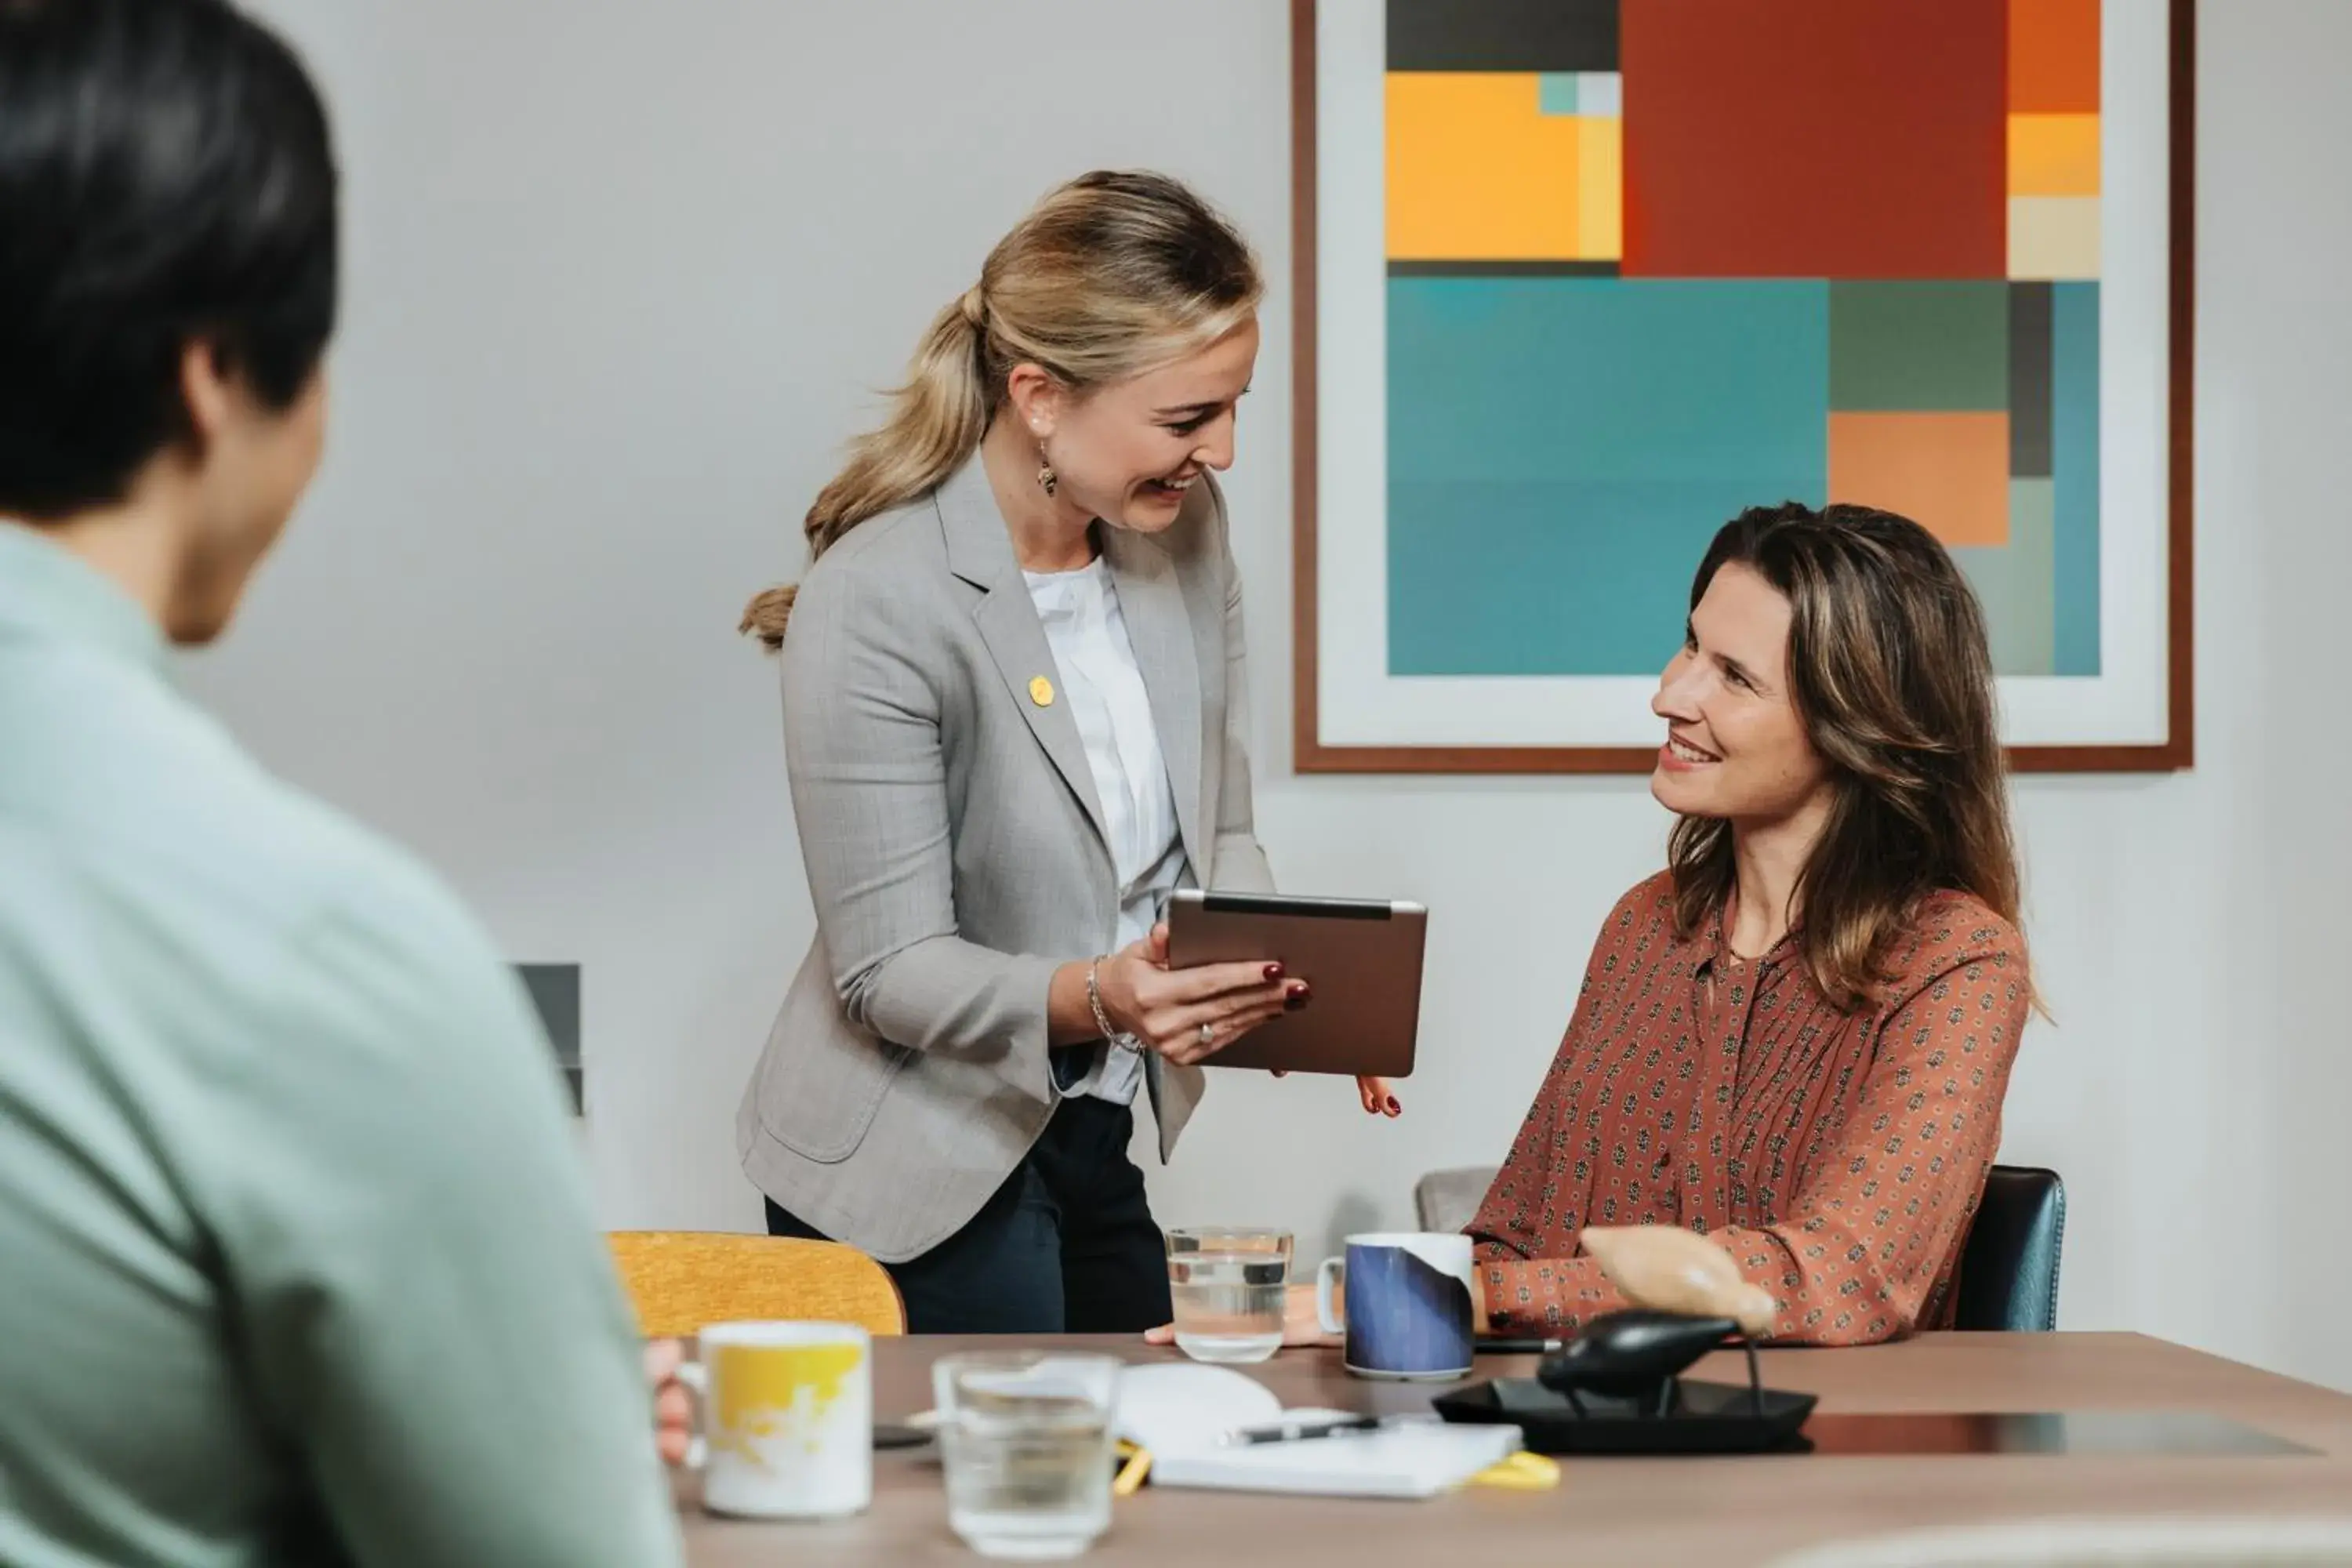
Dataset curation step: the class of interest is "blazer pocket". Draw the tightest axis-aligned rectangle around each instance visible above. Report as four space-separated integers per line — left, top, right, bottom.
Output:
759 1032 914 1164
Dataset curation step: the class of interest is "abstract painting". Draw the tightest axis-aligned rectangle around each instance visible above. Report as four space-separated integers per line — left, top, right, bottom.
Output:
1293 0 2193 771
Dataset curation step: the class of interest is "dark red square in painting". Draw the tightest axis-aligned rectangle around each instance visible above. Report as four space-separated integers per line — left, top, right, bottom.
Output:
1621 0 2008 279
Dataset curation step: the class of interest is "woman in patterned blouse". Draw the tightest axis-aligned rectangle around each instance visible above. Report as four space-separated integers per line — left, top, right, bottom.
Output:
1192 500 2035 1356
1464 501 2033 1345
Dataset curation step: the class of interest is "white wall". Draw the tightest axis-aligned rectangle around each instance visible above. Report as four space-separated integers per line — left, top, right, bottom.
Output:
201 2 2352 1388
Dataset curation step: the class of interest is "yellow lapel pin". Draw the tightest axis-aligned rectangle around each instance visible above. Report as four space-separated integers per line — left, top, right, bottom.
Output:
1029 675 1056 707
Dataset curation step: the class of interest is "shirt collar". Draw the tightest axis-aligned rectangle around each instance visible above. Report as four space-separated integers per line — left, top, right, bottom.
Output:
0 522 170 677
1697 895 1803 972
1022 555 1112 621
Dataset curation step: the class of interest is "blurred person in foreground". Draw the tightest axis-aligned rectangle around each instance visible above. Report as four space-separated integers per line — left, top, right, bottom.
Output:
0 1 683 1562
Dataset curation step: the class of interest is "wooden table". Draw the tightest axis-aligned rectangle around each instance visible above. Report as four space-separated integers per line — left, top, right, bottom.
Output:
677 1333 2352 1566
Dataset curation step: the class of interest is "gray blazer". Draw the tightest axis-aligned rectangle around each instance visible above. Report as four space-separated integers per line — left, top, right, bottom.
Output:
736 453 1276 1263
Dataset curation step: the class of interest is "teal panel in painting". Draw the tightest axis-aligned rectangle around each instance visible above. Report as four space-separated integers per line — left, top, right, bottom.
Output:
2050 281 2100 675
1386 277 1829 676
1539 72 1579 114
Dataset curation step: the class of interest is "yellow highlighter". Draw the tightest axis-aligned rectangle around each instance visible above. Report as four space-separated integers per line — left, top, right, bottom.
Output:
1112 1440 1152 1497
1467 1450 1561 1491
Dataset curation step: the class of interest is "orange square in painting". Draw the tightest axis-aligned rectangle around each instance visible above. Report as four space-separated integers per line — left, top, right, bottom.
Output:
1388 73 1582 260
1828 412 2012 546
2009 0 2100 112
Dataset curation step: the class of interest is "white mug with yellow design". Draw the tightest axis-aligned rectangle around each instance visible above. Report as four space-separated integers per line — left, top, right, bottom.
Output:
677 1321 872 1519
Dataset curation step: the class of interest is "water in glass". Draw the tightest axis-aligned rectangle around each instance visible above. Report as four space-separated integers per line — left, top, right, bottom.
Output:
1167 1243 1289 1363
935 1355 1117 1560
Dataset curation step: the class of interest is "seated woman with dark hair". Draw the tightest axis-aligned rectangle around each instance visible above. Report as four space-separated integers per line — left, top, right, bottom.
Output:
1468 500 2033 1346
1149 500 2034 1357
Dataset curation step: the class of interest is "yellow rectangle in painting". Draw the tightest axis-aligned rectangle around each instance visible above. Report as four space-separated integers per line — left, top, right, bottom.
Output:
2009 113 2100 197
1387 72 1582 260
1576 114 1621 260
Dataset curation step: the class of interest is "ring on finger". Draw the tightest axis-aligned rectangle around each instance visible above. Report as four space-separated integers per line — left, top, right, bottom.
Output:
1197 1021 1216 1047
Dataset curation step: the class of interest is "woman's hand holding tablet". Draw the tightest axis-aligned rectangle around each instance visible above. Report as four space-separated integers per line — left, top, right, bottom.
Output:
1087 926 1304 1067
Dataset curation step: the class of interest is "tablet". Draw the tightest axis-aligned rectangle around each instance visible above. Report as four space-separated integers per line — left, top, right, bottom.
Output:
1162 889 1427 1077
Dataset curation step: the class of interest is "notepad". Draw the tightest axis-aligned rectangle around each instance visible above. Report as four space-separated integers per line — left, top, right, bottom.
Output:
1114 1363 1523 1499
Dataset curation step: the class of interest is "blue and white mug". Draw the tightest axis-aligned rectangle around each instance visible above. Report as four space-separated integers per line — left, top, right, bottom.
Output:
1315 1232 1477 1381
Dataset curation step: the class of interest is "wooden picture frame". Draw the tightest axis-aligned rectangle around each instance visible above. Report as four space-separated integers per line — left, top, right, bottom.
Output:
1291 0 2195 773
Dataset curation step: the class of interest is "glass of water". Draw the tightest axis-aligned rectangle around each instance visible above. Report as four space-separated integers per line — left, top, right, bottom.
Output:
932 1352 1120 1561
1164 1227 1293 1364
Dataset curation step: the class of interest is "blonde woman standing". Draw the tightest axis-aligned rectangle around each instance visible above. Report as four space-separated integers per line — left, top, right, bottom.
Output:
738 172 1395 1334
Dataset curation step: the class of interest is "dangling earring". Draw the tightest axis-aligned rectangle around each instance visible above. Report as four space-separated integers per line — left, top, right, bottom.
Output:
1035 439 1058 499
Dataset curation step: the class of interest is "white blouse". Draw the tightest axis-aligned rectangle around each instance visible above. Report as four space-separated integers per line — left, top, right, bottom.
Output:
1024 557 1188 1106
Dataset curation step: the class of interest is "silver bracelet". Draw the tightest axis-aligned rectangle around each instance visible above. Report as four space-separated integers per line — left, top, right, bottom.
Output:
1086 957 1143 1054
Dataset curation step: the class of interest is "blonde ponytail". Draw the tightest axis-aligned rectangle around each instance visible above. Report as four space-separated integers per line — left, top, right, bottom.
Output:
741 170 1263 652
739 293 991 651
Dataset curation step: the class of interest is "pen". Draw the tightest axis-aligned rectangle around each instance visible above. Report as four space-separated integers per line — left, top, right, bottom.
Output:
1475 1337 1569 1354
1220 1415 1383 1446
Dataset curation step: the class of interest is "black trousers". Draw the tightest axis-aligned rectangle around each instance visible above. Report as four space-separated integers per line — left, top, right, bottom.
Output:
764 1094 1172 1335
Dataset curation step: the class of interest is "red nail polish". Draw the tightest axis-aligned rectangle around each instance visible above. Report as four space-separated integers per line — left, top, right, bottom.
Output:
1385 1097 1402 1116
1284 982 1311 1011
1264 962 1284 982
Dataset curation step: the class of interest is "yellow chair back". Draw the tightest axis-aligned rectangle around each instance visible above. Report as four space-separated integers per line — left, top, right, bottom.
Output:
606 1230 905 1338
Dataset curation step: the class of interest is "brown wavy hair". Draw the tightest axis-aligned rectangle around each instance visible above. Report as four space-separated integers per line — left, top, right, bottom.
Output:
1667 502 2027 1011
739 170 1262 651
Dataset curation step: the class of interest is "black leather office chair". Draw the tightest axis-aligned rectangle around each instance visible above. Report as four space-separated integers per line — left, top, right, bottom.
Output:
1953 1164 2065 1330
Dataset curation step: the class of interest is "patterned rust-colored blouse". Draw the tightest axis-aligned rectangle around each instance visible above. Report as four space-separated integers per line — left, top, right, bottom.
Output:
1470 871 2029 1345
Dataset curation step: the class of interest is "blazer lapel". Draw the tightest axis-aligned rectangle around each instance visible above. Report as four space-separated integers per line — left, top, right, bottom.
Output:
1102 525 1205 878
936 456 1112 849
